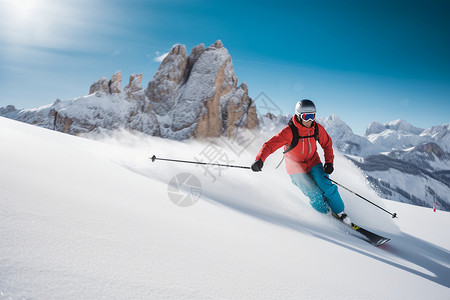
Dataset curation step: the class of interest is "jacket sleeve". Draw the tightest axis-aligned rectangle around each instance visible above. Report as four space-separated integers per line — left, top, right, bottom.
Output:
317 124 334 164
255 126 292 163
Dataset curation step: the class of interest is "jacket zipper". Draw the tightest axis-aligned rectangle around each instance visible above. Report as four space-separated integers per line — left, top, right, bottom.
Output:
308 136 312 155
302 138 304 155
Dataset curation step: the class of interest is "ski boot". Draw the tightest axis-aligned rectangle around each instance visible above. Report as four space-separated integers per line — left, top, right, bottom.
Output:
337 212 352 226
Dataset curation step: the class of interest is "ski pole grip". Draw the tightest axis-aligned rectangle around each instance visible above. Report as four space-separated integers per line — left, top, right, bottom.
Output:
151 155 157 162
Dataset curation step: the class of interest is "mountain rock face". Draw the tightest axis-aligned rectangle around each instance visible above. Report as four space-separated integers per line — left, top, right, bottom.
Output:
144 40 257 139
1 40 257 140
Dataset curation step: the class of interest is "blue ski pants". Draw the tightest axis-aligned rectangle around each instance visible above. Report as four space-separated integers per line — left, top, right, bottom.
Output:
290 163 345 214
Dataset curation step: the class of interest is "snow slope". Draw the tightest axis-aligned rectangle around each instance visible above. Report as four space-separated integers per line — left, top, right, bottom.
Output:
1 116 449 299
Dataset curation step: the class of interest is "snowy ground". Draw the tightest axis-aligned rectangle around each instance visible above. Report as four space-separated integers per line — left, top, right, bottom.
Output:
1 116 449 299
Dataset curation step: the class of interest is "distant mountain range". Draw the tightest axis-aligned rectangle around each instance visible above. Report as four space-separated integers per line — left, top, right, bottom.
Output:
1 41 449 212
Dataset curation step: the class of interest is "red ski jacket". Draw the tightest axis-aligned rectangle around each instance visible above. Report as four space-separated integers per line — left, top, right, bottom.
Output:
255 116 334 174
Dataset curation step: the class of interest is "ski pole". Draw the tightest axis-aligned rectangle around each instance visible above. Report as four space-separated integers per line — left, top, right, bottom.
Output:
150 155 251 170
325 176 398 218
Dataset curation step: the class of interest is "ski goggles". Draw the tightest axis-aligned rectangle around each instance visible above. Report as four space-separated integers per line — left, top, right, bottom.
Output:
299 112 316 122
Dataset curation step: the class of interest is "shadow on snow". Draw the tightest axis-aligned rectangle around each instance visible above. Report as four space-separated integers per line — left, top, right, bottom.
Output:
203 192 450 289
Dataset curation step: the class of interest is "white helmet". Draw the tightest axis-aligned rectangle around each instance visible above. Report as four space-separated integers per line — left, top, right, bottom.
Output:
295 99 316 117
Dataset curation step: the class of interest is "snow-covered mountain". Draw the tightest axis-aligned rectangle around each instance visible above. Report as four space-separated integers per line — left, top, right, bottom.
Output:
1 116 449 299
366 119 424 136
318 115 378 156
317 116 450 211
0 40 257 140
350 143 450 211
366 120 426 152
421 124 450 151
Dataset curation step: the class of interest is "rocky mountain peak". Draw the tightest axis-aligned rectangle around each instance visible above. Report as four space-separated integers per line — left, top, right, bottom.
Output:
109 71 122 94
89 76 108 95
124 73 143 93
89 71 122 95
415 142 444 157
2 41 257 140
0 105 17 114
211 39 224 49
142 40 256 139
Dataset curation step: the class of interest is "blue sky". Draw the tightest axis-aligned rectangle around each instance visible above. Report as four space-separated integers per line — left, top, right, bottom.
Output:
0 0 448 135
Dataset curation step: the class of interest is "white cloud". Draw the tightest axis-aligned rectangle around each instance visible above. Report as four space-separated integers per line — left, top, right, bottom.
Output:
154 51 169 62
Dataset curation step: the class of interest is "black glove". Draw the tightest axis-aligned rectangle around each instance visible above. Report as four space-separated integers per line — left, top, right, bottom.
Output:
324 162 334 174
251 159 263 172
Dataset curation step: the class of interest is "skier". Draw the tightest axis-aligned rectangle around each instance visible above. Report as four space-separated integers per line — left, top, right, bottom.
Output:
251 99 351 224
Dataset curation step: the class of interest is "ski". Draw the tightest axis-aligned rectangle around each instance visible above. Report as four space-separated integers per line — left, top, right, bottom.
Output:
332 213 390 246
